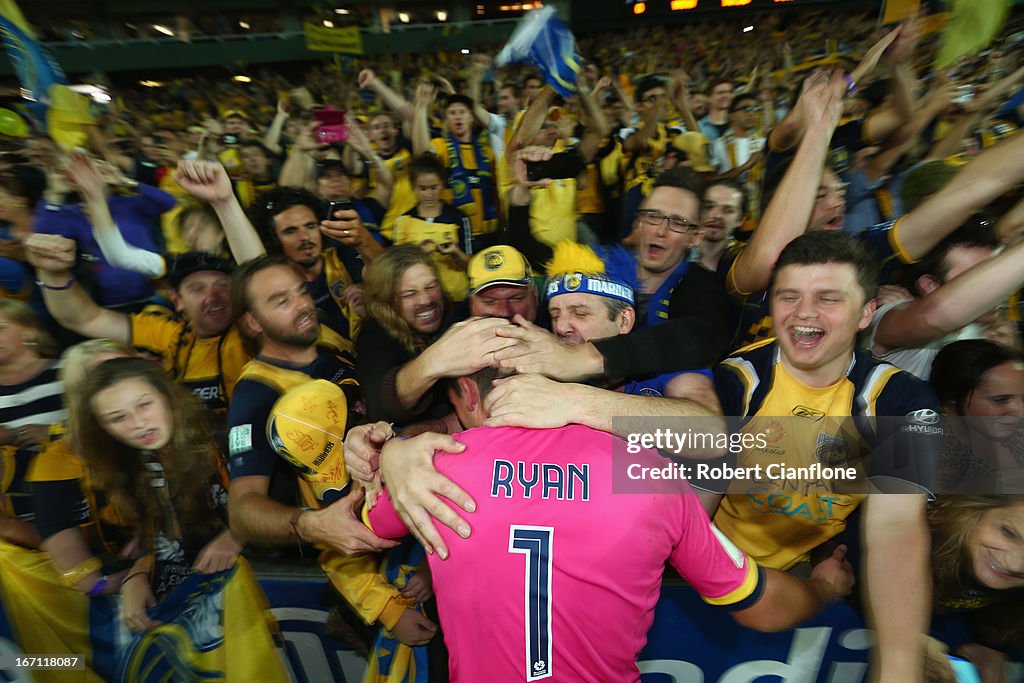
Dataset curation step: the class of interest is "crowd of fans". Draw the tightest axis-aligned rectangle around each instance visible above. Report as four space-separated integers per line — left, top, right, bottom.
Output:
2 4 1024 682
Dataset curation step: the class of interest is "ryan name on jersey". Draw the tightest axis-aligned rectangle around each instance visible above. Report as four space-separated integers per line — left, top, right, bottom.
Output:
490 459 590 502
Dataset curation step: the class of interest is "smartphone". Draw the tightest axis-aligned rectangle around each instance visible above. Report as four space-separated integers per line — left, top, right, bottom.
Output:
313 107 348 144
220 133 239 145
525 148 586 182
324 199 353 222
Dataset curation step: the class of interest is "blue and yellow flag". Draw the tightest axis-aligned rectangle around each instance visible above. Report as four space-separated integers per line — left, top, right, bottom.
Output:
935 0 1011 68
0 0 65 122
496 6 582 98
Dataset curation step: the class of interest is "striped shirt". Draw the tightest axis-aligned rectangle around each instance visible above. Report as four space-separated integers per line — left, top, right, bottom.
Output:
0 360 66 520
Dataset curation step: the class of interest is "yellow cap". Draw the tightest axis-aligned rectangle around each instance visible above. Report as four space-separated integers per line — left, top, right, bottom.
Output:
267 380 352 504
671 131 714 173
466 245 533 296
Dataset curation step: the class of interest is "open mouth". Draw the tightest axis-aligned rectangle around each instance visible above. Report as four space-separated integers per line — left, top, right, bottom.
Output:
646 244 665 260
296 312 316 330
824 214 845 231
986 551 1024 581
415 306 439 325
139 429 159 446
790 325 825 348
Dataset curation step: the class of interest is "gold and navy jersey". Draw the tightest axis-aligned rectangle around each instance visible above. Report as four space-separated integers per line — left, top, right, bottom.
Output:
130 311 251 415
376 145 415 242
618 122 683 196
711 340 941 570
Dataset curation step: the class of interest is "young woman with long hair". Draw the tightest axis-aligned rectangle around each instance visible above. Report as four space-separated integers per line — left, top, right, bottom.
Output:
929 493 1024 681
19 355 286 682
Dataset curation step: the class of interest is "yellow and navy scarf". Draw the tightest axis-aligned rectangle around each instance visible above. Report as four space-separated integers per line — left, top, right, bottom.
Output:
444 132 497 222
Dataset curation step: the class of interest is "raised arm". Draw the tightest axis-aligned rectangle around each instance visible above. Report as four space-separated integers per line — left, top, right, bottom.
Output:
466 54 496 129
577 79 611 163
359 69 414 123
24 234 130 342
278 122 319 192
69 152 166 278
411 81 437 158
262 97 290 156
507 85 556 160
669 75 701 135
899 122 1024 260
346 124 393 208
173 160 266 263
769 27 900 152
728 70 845 296
873 235 1024 353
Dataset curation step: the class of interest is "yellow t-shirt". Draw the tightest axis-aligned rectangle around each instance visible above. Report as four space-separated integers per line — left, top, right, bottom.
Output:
714 357 868 570
375 147 415 242
129 312 251 415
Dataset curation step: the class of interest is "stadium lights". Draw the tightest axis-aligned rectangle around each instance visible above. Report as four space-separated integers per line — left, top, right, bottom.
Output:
437 10 447 21
139 80 164 87
335 8 350 14
323 19 334 27
239 21 250 29
461 48 470 54
233 75 253 83
152 24 174 36
743 25 753 32
632 2 646 14
398 12 410 23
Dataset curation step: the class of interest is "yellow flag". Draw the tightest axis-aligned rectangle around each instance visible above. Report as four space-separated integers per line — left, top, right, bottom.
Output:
935 0 1010 68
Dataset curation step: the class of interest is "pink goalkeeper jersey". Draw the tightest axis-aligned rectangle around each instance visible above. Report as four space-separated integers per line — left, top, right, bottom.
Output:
367 424 763 683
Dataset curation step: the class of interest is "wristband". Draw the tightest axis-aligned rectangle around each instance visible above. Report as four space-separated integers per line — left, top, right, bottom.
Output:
35 277 74 291
87 575 109 598
844 75 857 94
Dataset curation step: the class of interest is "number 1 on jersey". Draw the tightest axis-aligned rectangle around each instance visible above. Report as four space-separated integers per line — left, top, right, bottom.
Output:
509 525 554 681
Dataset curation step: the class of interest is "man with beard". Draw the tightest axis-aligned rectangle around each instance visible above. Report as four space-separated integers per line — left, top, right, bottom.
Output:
224 256 432 646
356 245 515 428
249 187 384 342
697 180 747 273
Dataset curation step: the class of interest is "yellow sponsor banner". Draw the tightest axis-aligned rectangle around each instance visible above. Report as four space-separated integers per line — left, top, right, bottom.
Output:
303 22 363 55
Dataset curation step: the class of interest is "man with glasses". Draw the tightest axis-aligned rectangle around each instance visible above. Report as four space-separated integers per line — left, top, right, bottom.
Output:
629 167 710 328
619 75 684 238
712 94 766 222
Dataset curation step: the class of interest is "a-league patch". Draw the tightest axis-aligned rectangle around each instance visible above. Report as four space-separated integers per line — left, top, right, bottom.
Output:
228 424 253 455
